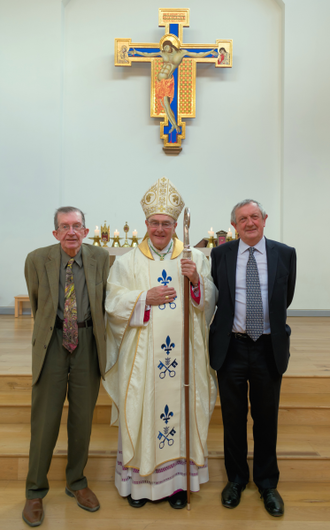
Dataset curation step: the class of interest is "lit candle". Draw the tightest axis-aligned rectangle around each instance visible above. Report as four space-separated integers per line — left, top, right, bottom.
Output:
208 227 214 237
132 229 138 237
114 229 119 238
227 227 233 238
94 226 100 236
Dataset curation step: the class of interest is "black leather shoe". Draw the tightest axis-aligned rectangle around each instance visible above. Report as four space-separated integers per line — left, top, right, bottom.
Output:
259 488 284 517
127 495 148 508
168 490 187 509
221 481 246 508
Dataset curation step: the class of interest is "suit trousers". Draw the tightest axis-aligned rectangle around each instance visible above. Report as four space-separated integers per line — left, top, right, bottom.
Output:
26 325 100 499
217 334 282 490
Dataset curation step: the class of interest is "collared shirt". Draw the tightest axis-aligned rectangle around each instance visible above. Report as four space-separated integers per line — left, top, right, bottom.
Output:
232 236 270 334
57 247 91 322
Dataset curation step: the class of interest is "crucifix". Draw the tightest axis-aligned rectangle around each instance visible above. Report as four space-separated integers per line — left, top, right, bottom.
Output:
114 8 232 154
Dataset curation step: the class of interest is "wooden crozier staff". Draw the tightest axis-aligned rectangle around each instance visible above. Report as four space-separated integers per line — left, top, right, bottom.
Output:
183 207 191 510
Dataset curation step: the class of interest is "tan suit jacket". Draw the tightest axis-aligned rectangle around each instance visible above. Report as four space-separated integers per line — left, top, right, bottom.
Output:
25 243 110 385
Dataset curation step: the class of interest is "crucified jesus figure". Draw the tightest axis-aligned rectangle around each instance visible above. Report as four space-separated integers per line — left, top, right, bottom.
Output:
129 38 217 134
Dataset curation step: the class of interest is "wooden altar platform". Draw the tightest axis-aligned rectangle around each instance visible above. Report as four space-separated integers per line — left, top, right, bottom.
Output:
0 315 330 529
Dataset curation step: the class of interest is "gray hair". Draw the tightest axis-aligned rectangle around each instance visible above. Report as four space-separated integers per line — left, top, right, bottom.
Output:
230 200 267 224
54 207 86 230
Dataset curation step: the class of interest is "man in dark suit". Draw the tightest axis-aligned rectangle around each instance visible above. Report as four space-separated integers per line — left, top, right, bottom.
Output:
22 207 110 527
209 199 296 517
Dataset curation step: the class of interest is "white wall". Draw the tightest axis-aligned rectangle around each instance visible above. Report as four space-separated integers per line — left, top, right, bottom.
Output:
0 0 329 312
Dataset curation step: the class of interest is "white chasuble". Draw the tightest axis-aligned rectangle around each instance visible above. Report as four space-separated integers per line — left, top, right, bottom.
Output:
150 260 183 465
103 238 218 477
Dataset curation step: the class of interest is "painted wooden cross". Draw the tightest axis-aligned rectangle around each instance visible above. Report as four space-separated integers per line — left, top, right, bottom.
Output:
114 8 232 154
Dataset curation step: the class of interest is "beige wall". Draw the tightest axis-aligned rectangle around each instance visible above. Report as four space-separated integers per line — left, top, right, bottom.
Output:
0 0 329 312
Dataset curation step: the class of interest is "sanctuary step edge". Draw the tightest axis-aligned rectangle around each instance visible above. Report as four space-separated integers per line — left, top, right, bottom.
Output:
0 374 329 425
1 373 330 482
1 423 330 482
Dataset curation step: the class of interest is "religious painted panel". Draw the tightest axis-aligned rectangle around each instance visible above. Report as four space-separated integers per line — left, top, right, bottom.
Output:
114 8 232 154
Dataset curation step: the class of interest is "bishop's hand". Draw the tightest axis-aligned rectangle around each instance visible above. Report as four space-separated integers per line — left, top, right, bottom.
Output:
146 286 177 306
181 259 199 286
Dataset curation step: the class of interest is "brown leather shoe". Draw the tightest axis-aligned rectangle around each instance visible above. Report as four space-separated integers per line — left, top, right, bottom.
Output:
22 498 44 527
65 486 100 512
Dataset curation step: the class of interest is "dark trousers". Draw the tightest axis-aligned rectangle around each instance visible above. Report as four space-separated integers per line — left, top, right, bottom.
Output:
26 326 100 499
217 334 282 490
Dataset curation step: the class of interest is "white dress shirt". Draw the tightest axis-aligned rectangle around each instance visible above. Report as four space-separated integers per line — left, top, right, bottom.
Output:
232 236 271 334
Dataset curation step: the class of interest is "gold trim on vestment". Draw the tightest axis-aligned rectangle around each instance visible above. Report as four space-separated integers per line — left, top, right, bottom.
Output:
107 291 144 428
138 237 184 260
123 455 206 475
105 291 144 377
191 300 204 453
118 290 144 357
197 272 214 435
199 273 212 417
171 238 184 259
124 327 143 464
138 238 154 260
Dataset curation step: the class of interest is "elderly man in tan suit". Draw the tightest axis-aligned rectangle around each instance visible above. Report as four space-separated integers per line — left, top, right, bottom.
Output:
22 207 109 527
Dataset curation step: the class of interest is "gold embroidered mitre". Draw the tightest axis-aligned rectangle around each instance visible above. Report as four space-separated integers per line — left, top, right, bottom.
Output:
140 177 185 220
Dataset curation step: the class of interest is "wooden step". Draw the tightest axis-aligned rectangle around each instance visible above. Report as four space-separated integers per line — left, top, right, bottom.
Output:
0 389 112 424
2 399 330 425
1 375 330 425
2 374 329 395
2 480 330 529
1 423 330 482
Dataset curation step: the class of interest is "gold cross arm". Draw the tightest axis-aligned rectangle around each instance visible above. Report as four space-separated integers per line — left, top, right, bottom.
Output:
113 8 232 153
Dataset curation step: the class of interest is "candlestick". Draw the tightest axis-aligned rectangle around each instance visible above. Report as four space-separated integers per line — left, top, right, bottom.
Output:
88 235 101 246
207 226 217 248
226 227 233 242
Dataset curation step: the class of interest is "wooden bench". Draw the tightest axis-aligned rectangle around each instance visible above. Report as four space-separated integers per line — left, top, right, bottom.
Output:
14 296 33 318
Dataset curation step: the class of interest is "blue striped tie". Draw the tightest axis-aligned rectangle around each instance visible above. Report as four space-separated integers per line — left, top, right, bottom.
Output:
246 247 263 341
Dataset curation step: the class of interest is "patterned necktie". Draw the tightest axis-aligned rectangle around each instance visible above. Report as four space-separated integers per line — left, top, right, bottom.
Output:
62 258 78 353
246 247 263 341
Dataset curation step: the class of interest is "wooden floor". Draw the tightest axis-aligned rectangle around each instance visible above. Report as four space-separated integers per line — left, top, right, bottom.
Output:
1 480 330 530
1 316 330 529
1 316 329 376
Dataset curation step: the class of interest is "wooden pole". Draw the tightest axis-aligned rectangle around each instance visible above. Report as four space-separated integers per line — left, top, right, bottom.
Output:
184 274 191 510
183 207 191 510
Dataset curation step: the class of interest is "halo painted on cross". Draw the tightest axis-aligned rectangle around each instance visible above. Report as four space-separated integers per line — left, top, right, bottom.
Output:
159 34 181 51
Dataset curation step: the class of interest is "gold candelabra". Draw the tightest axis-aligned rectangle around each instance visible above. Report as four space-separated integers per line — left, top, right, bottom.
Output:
88 235 101 246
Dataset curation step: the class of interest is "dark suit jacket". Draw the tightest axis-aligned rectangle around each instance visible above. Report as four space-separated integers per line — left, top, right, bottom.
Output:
209 238 296 375
25 243 110 385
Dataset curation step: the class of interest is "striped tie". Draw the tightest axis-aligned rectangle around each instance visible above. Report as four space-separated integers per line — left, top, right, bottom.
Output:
62 258 78 353
246 247 263 341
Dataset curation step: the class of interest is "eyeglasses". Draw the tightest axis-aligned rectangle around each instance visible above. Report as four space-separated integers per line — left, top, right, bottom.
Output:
57 224 85 233
147 220 175 229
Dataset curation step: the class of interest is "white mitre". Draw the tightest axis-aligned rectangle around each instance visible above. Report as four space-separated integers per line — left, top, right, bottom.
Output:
140 177 185 220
